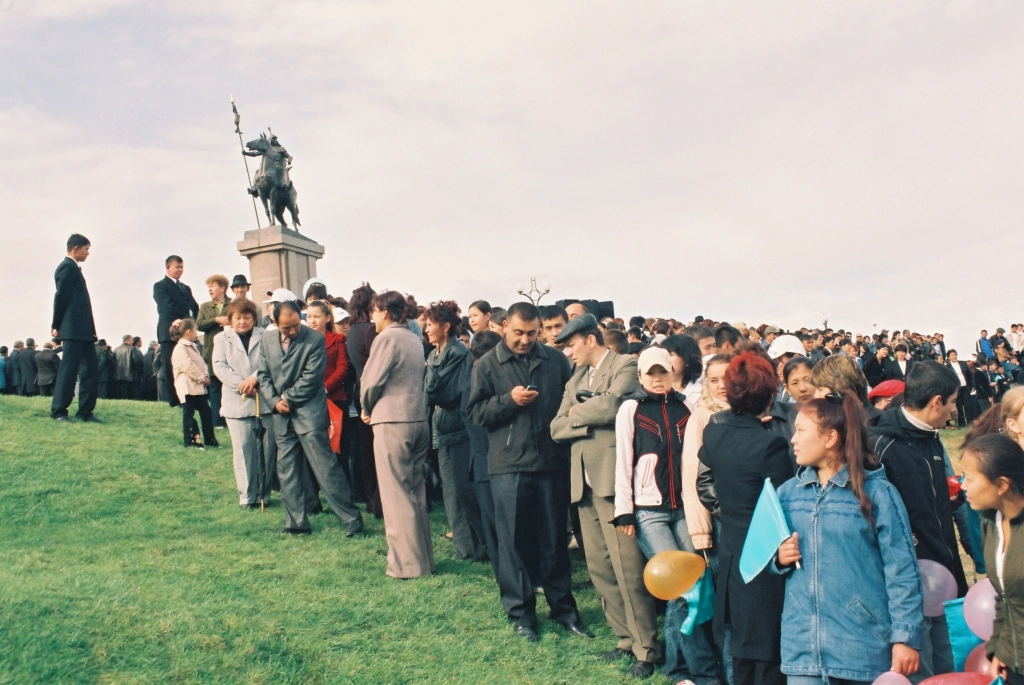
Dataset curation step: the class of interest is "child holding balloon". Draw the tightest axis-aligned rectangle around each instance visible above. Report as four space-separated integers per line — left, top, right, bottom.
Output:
775 391 923 685
960 433 1024 685
614 347 720 685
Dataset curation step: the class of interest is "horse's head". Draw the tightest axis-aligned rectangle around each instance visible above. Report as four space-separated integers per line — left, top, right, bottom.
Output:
245 134 269 152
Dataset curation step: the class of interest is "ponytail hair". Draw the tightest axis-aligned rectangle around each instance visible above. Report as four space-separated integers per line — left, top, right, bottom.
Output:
799 390 879 524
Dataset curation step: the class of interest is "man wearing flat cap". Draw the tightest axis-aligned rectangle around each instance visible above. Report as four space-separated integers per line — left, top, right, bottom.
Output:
550 314 661 677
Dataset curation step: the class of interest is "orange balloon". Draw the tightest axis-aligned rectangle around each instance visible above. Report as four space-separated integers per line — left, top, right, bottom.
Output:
643 550 707 600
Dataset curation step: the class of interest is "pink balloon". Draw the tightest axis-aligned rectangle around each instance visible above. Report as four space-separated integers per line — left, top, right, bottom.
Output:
963 644 992 675
964 579 998 641
920 673 991 685
873 671 912 685
919 559 958 617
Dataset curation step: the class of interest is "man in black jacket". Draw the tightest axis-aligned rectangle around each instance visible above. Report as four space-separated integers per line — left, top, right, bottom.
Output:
869 362 964 681
18 338 38 396
466 301 590 643
35 343 61 397
50 234 101 421
8 342 22 396
153 255 199 407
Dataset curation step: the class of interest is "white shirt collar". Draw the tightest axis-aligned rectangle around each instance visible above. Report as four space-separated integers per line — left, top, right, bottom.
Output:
901 406 938 433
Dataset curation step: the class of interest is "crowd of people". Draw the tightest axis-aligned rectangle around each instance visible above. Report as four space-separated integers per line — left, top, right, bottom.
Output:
9 233 1024 685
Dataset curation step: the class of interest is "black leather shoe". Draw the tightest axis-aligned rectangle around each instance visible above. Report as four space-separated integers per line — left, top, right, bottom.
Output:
626 660 656 678
597 648 631 661
514 624 540 642
346 516 364 537
277 528 311 536
79 415 103 423
205 441 221 448
52 416 73 423
559 620 595 638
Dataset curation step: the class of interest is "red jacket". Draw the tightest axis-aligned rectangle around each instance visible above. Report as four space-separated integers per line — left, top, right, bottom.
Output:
323 330 350 405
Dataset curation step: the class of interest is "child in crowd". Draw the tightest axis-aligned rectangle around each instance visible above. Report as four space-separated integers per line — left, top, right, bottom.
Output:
615 347 719 685
783 357 815 404
171 318 218 449
776 391 922 685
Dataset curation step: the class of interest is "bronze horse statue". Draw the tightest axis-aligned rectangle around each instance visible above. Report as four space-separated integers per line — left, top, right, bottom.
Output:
244 132 301 231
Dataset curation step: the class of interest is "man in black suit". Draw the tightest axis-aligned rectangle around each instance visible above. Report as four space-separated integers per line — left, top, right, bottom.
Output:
8 342 23 396
153 254 199 407
18 338 39 396
51 234 101 422
35 343 61 396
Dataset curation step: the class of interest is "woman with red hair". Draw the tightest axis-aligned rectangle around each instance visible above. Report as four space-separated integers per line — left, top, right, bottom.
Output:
698 351 795 685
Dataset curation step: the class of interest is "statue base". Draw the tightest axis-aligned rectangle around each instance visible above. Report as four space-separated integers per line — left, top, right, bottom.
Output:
236 225 325 299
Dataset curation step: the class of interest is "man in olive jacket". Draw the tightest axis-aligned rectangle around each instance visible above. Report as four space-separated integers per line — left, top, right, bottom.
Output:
466 302 589 643
550 315 659 674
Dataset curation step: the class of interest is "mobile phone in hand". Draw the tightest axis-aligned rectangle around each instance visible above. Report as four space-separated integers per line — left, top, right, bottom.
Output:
526 385 539 392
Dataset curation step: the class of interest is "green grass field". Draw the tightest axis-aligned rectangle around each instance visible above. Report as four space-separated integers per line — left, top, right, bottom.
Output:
0 396 974 684
0 395 658 684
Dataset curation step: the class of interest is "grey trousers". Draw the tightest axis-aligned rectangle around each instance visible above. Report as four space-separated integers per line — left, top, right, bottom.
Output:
438 440 487 561
910 614 954 684
373 422 435 578
274 417 360 532
225 417 276 506
579 488 661 663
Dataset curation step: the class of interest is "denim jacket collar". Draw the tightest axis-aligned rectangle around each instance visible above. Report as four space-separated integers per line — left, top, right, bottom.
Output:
796 464 850 489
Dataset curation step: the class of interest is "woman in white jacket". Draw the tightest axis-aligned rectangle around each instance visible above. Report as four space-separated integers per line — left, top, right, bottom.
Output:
171 318 218 449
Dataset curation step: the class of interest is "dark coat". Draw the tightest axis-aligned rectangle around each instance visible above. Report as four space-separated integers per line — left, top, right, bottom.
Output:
862 353 888 387
466 339 573 476
8 349 21 388
345 322 377 409
18 348 39 394
51 257 97 342
35 348 61 387
946 360 973 391
425 340 471 448
460 364 491 482
698 411 795 661
869 408 969 597
153 276 199 343
884 358 914 382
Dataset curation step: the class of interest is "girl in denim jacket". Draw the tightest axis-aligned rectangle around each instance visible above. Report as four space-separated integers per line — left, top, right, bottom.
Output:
775 391 923 685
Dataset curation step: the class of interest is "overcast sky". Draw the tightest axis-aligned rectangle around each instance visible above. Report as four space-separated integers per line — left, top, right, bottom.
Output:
1 1 1021 354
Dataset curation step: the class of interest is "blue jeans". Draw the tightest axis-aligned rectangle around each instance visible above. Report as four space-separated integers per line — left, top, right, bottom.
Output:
636 508 720 685
910 614 953 684
788 677 870 685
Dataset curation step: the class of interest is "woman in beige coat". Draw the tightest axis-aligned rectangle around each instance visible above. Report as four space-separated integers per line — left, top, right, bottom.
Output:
171 318 218 449
680 353 731 550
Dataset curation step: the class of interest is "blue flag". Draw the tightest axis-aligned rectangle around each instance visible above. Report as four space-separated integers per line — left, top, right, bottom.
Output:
739 478 792 583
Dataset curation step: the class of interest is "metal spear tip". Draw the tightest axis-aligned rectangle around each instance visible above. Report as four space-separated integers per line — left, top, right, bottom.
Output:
230 94 235 104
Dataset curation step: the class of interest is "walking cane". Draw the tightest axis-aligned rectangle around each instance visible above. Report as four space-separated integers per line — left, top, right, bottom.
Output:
255 392 265 512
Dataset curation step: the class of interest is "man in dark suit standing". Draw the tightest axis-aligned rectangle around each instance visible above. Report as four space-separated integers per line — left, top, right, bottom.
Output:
153 255 199 407
51 234 101 422
35 343 61 397
18 338 39 396
8 342 23 396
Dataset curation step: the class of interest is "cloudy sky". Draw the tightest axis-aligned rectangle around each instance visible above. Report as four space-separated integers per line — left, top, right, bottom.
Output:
2 1 1021 353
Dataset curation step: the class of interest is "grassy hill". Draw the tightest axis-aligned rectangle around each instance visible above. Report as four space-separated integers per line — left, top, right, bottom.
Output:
0 396 628 684
0 396 974 684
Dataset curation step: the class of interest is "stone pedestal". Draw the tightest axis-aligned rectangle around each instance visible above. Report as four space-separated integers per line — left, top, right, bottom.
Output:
237 225 325 299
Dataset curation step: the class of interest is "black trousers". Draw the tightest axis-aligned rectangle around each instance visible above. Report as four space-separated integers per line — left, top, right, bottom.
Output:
489 469 579 628
116 380 135 400
159 341 179 407
182 394 215 446
38 384 54 397
474 479 501 581
732 658 784 685
51 339 98 419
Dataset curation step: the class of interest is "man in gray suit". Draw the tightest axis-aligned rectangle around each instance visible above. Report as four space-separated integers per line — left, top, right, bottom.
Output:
257 300 363 536
550 314 661 678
